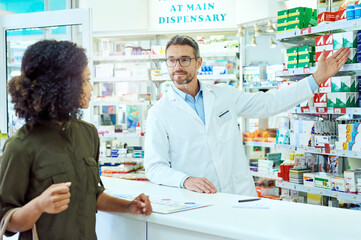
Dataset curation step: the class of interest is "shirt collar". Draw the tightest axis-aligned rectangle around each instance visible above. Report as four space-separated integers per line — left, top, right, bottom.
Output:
171 80 203 100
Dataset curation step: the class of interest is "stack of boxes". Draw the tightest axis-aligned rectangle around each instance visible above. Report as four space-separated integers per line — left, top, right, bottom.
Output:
286 47 298 69
297 46 315 68
289 119 315 147
277 7 317 33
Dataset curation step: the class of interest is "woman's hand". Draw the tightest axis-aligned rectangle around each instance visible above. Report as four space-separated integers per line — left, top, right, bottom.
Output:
36 182 72 214
127 193 152 216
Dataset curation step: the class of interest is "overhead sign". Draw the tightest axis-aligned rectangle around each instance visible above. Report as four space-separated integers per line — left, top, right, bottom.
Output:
149 0 236 31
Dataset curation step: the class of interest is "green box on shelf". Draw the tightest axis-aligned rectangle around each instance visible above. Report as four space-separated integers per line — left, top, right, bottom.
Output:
287 15 310 24
288 7 313 17
343 31 357 48
309 18 318 26
298 46 315 55
333 33 343 50
297 62 314 68
277 26 288 33
287 63 298 69
286 47 298 56
277 18 288 27
331 76 357 92
298 53 315 63
278 10 288 19
288 55 298 62
327 92 354 107
345 48 357 64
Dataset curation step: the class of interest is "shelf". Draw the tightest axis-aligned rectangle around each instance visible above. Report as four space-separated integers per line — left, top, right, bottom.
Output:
244 141 361 159
99 132 144 138
276 18 361 41
251 171 281 180
150 74 237 82
276 181 361 202
100 157 144 161
289 107 361 115
243 84 278 90
93 101 150 106
93 77 150 82
93 55 150 61
275 63 361 77
7 63 21 68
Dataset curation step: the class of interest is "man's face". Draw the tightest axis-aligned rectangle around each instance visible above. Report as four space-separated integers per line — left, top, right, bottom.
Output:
165 45 202 86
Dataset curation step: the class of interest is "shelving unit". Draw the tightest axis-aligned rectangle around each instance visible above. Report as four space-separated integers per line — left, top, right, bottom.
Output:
251 171 281 180
276 63 361 77
93 101 151 106
276 181 361 202
244 141 361 159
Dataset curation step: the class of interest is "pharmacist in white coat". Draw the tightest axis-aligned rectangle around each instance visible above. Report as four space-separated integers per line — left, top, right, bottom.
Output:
144 35 350 196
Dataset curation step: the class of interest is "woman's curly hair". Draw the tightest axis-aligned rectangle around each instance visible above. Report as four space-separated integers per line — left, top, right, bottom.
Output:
8 40 88 124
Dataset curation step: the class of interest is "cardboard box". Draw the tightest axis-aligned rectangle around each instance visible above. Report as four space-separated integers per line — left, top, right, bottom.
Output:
317 12 335 24
277 26 288 33
287 63 298 69
343 31 357 48
315 34 333 47
314 173 332 190
287 23 306 31
278 10 288 19
331 177 346 192
331 76 355 92
335 9 347 21
344 170 361 193
314 93 328 107
298 53 315 63
297 62 314 68
288 7 313 17
316 50 333 62
303 173 315 187
327 92 354 107
277 18 288 27
333 33 343 50
288 55 298 62
286 47 298 57
298 46 315 55
346 48 357 64
319 78 331 93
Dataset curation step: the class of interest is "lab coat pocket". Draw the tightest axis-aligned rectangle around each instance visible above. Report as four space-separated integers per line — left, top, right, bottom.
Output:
216 109 238 142
83 157 99 194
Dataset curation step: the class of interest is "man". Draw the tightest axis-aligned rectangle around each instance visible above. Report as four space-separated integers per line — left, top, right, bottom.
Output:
144 35 349 196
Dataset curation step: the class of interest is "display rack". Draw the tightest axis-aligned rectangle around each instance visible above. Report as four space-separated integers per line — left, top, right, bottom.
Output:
276 181 361 202
251 171 281 180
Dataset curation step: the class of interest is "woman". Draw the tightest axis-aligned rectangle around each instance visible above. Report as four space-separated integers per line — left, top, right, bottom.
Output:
0 40 152 240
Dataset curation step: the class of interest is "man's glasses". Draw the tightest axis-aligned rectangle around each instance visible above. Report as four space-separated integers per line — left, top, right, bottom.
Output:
165 57 197 67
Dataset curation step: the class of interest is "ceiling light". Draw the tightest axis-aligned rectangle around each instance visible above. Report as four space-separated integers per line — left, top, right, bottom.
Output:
254 24 263 36
236 25 244 37
250 35 257 47
270 38 277 48
266 19 276 33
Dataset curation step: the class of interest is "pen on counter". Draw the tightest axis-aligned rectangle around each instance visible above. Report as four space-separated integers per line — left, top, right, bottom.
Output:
238 198 261 203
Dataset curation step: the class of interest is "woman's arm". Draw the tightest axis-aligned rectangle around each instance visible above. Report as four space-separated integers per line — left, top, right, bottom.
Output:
7 182 71 232
96 192 152 216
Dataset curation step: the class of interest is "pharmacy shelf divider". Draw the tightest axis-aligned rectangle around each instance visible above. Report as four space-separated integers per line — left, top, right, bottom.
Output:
276 181 361 202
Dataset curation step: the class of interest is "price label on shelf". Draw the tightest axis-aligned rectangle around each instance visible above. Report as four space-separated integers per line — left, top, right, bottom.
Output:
303 67 311 74
326 25 332 30
319 190 324 195
352 108 360 114
288 146 295 151
341 151 348 157
293 185 297 190
282 69 289 75
330 150 337 155
304 146 309 151
316 107 327 113
351 151 360 158
301 106 310 113
315 148 322 153
334 107 346 114
300 27 311 35
352 21 359 26
306 187 311 192
352 194 358 200
333 192 339 198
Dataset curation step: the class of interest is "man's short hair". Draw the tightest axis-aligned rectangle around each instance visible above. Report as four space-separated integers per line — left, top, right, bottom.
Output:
165 35 200 58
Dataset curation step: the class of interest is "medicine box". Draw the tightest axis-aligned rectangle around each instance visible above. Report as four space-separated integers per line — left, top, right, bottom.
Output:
333 33 343 50
303 173 315 187
344 170 361 193
316 50 333 62
331 76 356 92
314 173 332 189
314 135 332 147
319 78 331 93
286 47 298 57
327 92 354 107
343 31 357 48
288 55 298 63
277 18 288 27
288 7 313 17
287 63 298 69
298 62 314 68
331 176 346 192
298 46 315 55
278 10 288 19
277 26 288 33
346 48 357 64
298 53 315 63
314 92 328 107
317 12 335 24
315 34 333 47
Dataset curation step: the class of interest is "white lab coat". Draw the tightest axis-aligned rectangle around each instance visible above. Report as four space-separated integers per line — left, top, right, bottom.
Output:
145 77 314 196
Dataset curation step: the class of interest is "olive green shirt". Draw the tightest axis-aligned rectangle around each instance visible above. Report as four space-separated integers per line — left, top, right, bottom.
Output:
0 119 104 240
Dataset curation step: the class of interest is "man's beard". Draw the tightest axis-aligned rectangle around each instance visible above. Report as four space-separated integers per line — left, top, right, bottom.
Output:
171 71 194 85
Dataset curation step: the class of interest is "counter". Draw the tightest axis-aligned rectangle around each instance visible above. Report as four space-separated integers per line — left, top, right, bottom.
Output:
96 177 361 240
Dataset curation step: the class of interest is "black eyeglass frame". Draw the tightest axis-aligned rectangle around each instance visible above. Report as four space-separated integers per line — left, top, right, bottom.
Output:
164 57 198 67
